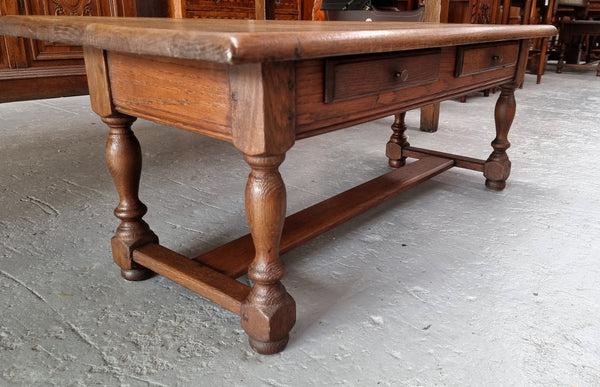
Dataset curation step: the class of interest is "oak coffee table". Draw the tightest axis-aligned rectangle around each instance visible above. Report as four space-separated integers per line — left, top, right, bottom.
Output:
0 16 555 354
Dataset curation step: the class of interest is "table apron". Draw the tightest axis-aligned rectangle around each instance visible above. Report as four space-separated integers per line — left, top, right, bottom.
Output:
103 41 526 142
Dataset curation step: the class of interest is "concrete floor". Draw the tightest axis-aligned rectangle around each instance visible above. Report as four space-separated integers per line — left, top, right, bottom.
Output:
1 66 599 386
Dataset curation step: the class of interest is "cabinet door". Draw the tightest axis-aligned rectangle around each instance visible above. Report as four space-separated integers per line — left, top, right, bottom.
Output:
22 0 136 67
0 0 137 103
1 0 29 69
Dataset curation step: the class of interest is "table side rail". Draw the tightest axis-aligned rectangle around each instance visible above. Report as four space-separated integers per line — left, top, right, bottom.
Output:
295 42 523 138
95 41 527 143
107 52 234 141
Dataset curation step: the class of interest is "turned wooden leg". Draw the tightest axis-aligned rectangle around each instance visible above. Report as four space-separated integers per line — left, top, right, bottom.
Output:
557 43 566 73
386 112 410 168
484 84 516 191
240 154 296 355
103 114 158 281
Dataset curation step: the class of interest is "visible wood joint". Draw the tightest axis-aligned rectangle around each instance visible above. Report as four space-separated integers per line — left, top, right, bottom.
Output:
193 156 454 278
133 244 251 315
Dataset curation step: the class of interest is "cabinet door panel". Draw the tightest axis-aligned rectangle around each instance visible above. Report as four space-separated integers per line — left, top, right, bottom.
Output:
26 0 133 63
1 0 137 102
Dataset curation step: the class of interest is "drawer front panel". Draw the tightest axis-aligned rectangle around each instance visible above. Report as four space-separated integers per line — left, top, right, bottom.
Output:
296 46 520 138
324 49 441 103
184 0 298 19
455 41 519 77
185 0 255 19
186 9 254 19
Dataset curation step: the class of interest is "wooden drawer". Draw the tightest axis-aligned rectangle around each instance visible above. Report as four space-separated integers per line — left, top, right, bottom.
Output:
182 0 298 19
273 0 300 19
324 49 441 103
186 8 254 19
185 0 255 19
455 41 519 77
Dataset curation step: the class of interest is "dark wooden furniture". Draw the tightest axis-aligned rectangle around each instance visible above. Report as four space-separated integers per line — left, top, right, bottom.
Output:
447 0 501 23
0 16 555 354
168 0 300 20
557 20 600 75
0 0 145 103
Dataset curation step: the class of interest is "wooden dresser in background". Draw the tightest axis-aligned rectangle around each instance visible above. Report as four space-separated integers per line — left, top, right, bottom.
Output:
168 0 300 20
0 0 165 103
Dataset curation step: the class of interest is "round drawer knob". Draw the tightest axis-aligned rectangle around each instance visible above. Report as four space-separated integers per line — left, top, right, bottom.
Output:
394 69 409 82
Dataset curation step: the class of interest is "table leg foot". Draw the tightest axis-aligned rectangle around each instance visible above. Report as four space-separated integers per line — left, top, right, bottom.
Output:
119 268 152 281
241 154 296 354
484 84 515 191
243 285 295 355
103 114 158 281
386 112 409 168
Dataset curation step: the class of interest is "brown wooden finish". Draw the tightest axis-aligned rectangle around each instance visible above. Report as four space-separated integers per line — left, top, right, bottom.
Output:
556 21 600 76
0 17 556 64
228 60 297 354
484 82 516 190
324 49 441 103
170 0 300 20
386 112 410 168
294 45 519 138
133 244 251 314
420 104 441 133
403 147 486 172
0 0 138 103
448 0 500 24
192 155 454 278
455 41 520 77
107 52 233 141
0 16 556 354
104 114 159 281
83 46 114 117
241 153 296 354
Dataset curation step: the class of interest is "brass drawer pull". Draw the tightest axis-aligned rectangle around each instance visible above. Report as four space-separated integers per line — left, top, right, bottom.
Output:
492 55 503 63
394 69 409 82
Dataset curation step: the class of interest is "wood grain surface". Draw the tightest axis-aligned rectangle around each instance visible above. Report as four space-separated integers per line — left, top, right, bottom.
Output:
0 16 556 63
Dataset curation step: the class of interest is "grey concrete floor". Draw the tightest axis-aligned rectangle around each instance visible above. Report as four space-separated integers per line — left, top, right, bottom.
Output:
1 67 599 386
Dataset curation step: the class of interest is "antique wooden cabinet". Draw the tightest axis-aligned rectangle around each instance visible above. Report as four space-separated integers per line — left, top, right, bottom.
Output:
0 0 142 102
447 0 501 23
168 0 301 20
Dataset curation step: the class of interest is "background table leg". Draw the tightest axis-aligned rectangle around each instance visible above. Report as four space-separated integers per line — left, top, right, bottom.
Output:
386 112 410 168
484 84 515 191
103 114 158 281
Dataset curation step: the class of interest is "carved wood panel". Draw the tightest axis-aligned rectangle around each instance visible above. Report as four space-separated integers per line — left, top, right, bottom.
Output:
0 0 138 102
26 0 134 62
447 0 500 24
469 0 498 24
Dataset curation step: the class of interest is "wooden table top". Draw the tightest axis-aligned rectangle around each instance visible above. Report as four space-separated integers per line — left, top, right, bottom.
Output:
0 16 556 64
